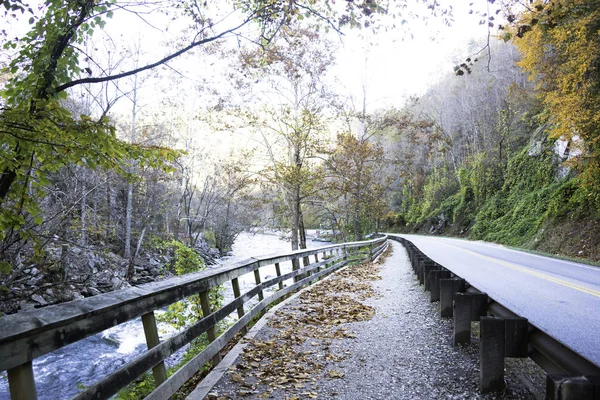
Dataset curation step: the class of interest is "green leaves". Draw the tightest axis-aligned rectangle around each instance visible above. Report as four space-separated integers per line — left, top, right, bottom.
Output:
0 99 180 266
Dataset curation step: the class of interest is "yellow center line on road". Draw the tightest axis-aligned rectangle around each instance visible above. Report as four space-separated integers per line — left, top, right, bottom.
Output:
429 240 600 299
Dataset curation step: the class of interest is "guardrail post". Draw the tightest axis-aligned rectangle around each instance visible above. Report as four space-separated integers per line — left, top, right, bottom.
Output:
454 292 488 345
369 242 373 261
504 318 528 358
430 270 452 302
141 311 168 387
7 361 37 400
440 278 465 318
274 263 284 290
199 290 222 365
546 375 599 400
454 293 471 346
416 256 425 282
480 316 506 394
423 263 440 292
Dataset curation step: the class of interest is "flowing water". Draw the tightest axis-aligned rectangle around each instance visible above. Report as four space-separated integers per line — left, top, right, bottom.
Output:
0 231 327 400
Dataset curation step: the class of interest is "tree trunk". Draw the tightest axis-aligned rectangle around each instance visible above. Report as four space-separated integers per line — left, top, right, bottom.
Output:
124 73 138 259
353 202 361 241
299 206 310 267
299 206 307 250
127 225 146 281
290 188 300 252
124 182 133 258
105 175 112 240
80 168 87 246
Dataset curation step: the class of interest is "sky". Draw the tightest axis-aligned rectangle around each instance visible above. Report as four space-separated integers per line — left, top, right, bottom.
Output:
93 0 492 113
331 1 490 111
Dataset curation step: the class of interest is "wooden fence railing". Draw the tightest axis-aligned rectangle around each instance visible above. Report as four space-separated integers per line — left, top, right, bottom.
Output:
0 236 388 400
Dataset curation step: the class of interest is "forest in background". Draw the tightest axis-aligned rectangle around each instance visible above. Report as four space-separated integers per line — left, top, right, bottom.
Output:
1 0 600 316
386 1 600 264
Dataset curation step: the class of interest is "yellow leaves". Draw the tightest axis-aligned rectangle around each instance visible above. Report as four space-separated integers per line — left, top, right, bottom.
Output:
328 369 345 379
511 0 600 200
231 373 244 383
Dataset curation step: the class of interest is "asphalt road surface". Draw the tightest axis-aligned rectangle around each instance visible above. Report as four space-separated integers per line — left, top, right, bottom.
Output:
388 234 600 367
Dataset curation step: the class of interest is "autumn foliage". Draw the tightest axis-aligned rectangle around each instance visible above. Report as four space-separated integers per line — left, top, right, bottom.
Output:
511 0 600 201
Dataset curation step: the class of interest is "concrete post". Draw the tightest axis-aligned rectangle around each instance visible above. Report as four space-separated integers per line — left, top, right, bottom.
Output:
480 317 506 394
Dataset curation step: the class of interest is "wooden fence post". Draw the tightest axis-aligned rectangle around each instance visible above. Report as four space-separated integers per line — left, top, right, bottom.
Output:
199 290 222 365
141 311 168 387
231 277 247 335
7 362 37 400
254 269 264 301
274 263 284 290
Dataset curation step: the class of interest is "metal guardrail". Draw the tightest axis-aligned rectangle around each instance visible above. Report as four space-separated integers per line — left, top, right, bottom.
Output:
388 234 600 399
0 236 388 400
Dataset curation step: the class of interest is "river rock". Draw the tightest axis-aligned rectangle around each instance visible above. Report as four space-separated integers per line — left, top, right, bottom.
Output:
111 276 125 290
27 276 43 286
31 294 48 305
19 301 37 311
30 267 40 276
86 287 102 296
72 292 84 301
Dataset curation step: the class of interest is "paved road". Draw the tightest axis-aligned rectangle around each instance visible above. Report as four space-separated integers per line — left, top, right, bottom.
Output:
389 234 600 367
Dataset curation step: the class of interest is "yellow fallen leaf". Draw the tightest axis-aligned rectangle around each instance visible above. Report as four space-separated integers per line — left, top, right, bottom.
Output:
328 370 345 379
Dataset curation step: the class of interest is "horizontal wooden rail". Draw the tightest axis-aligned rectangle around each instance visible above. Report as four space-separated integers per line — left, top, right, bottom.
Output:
0 236 387 400
388 234 600 399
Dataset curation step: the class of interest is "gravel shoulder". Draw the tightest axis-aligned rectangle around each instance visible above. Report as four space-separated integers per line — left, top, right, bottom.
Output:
204 241 545 400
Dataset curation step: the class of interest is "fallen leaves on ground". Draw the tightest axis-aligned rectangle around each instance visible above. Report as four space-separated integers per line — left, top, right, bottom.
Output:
213 244 393 399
